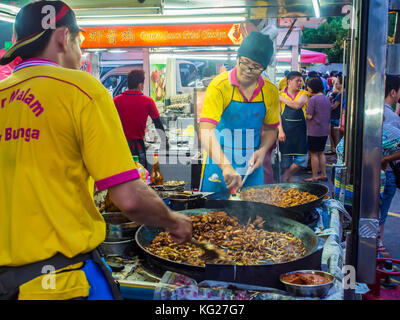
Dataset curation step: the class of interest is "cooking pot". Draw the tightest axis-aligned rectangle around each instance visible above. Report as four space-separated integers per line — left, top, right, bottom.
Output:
168 192 205 211
99 239 135 257
102 212 140 241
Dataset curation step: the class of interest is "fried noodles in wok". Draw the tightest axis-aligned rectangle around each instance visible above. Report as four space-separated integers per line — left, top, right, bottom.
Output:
240 186 318 208
148 211 306 266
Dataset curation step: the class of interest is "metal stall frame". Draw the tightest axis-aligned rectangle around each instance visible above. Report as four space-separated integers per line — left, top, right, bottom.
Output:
344 0 389 295
94 1 390 299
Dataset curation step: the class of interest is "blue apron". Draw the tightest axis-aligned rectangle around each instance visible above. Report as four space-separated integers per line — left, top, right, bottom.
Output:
81 258 115 300
201 87 266 192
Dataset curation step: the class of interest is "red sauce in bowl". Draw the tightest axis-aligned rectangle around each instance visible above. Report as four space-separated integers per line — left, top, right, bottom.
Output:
282 272 331 285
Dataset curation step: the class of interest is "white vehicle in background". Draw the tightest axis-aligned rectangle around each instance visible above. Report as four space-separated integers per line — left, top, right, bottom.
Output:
100 64 142 97
100 58 201 98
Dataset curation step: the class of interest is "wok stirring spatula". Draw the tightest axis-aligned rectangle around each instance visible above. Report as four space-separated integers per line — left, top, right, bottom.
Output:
191 239 225 261
230 164 254 200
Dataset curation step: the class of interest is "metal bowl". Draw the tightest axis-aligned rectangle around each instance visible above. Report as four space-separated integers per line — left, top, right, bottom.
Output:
102 212 140 241
99 239 135 257
280 270 335 298
169 193 205 211
152 181 186 192
164 180 186 187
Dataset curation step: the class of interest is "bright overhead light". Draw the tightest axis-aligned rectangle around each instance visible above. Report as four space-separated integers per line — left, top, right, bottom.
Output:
74 7 161 17
151 47 238 53
164 8 247 16
277 54 292 59
0 4 20 15
0 13 15 23
77 15 246 26
174 47 239 52
312 0 321 18
150 53 236 61
276 65 291 69
107 49 128 53
84 48 107 52
276 51 292 58
180 56 233 61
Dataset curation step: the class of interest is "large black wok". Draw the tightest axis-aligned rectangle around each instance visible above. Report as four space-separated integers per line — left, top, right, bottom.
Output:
135 201 323 289
205 182 329 219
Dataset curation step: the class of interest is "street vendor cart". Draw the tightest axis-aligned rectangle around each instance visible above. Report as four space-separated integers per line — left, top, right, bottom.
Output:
93 0 397 300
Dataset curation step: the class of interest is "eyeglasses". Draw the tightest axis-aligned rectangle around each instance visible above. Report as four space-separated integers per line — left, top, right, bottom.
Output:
239 59 264 74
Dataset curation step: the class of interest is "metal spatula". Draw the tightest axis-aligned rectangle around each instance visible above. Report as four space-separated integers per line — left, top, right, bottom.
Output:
192 239 224 261
230 164 254 200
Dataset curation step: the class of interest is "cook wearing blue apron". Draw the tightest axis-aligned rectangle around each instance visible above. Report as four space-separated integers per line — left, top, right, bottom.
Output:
279 89 309 170
279 103 308 157
201 88 266 193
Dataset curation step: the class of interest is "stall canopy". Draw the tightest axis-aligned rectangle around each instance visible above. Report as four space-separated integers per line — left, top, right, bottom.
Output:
278 49 327 64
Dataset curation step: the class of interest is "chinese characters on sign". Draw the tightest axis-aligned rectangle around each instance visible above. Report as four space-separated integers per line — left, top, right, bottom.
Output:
121 29 135 43
81 24 243 48
106 29 117 45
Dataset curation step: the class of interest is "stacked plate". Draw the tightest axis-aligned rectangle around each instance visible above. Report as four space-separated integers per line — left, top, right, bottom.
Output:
151 181 186 192
99 212 140 257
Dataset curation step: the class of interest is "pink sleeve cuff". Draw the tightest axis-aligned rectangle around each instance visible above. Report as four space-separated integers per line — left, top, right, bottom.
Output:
95 169 140 191
265 121 280 128
199 118 219 126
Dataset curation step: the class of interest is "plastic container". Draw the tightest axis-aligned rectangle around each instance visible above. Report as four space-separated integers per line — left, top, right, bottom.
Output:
133 156 148 183
150 153 164 185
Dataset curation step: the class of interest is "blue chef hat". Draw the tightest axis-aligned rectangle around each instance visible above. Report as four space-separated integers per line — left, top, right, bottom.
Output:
237 32 274 69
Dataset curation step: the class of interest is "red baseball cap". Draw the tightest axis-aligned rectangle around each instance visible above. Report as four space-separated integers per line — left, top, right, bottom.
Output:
0 1 83 65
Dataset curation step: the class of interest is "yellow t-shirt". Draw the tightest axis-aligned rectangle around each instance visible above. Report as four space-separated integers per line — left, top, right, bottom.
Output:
280 89 309 118
278 77 287 91
0 60 139 299
199 69 280 128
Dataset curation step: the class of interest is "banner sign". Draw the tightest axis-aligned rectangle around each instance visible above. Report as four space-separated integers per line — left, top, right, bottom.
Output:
81 24 243 48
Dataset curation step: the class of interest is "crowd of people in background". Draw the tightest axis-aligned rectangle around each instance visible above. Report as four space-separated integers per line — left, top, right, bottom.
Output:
274 69 345 183
273 69 400 253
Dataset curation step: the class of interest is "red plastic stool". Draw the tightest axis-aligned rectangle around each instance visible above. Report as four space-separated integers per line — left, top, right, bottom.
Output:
363 259 400 300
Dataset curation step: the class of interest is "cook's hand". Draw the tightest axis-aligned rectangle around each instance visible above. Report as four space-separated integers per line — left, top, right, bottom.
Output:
248 149 264 171
381 159 388 171
222 166 242 190
167 211 192 244
278 130 286 143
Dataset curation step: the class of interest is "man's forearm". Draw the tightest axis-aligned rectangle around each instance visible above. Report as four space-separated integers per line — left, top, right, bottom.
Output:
278 122 284 133
153 117 169 150
280 97 303 110
332 101 340 110
110 179 178 230
259 127 278 153
199 125 232 171
277 106 284 134
383 150 400 163
153 117 165 132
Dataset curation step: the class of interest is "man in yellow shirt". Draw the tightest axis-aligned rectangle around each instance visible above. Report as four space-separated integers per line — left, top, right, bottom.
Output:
278 71 309 182
0 1 191 300
199 32 280 192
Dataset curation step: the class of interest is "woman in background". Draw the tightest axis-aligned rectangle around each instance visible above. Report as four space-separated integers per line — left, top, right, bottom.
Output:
326 75 342 156
305 77 332 182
